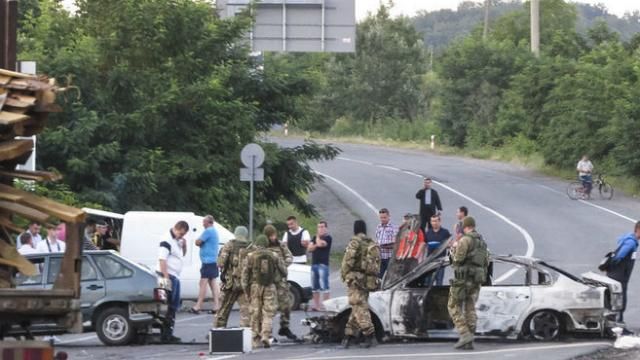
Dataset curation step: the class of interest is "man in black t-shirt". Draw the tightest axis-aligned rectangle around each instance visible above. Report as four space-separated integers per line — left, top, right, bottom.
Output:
93 221 120 251
307 221 332 311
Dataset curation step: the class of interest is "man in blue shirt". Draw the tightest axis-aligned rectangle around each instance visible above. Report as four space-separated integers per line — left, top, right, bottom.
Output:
426 214 451 286
606 221 640 324
190 215 220 314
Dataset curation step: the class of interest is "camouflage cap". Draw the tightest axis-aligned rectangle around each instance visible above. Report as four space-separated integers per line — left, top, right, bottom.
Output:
234 226 249 242
462 216 476 228
263 224 277 238
254 234 269 248
0 241 37 276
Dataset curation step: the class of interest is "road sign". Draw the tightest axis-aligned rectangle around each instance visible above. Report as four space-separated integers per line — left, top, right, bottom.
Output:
240 143 265 168
240 167 264 182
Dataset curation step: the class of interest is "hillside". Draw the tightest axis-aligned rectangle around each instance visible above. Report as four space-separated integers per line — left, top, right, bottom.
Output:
413 0 640 49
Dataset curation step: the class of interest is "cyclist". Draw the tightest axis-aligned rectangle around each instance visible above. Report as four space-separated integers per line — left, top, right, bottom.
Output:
576 155 594 199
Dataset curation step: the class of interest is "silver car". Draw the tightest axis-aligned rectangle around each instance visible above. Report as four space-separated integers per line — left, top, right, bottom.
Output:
15 250 169 346
305 243 623 343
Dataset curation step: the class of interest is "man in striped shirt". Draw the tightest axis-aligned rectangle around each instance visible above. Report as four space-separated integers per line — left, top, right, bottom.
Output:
375 208 398 279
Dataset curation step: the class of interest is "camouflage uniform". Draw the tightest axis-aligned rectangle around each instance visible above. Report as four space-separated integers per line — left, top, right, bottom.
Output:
241 235 287 348
267 240 293 330
215 237 251 328
341 234 381 343
447 220 489 350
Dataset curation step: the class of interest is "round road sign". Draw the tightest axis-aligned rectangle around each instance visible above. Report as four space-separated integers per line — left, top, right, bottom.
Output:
240 143 265 168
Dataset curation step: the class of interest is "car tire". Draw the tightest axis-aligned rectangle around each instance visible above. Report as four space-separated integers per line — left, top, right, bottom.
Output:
96 307 135 346
524 310 562 341
288 285 302 311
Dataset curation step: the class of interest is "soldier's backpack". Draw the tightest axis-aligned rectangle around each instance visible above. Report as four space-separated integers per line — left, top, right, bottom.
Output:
465 232 490 284
227 241 249 287
254 250 276 286
357 238 381 291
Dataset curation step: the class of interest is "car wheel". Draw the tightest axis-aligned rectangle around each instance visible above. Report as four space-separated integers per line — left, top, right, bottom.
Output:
96 307 135 346
525 310 562 341
288 285 302 311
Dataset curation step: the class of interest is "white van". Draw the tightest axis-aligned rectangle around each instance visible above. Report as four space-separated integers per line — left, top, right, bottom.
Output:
82 209 312 309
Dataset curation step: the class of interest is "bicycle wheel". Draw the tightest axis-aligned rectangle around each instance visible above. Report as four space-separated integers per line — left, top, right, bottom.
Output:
567 182 583 200
599 183 614 200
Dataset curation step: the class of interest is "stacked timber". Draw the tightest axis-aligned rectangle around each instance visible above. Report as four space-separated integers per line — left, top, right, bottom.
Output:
0 68 84 253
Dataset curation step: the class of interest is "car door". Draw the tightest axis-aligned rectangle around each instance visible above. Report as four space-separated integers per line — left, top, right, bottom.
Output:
476 260 532 334
47 256 106 321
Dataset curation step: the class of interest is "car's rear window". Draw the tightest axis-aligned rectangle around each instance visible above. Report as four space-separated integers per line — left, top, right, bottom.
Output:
93 255 133 279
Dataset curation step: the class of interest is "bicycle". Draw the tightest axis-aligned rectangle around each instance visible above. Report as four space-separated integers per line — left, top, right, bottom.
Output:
567 174 614 200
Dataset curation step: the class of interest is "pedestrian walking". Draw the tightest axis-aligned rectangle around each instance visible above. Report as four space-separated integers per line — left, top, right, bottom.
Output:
282 216 311 264
447 216 489 350
425 214 451 286
157 220 190 343
415 177 443 232
191 215 221 314
215 226 251 328
241 234 287 348
341 220 381 349
606 221 639 325
264 224 298 341
375 208 398 279
307 221 332 311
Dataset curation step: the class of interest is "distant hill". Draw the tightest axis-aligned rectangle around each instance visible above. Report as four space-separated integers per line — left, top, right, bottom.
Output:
412 0 640 50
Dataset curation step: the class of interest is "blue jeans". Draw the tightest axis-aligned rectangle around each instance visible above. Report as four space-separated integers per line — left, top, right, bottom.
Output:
379 258 390 279
166 275 181 336
311 264 330 292
580 175 592 195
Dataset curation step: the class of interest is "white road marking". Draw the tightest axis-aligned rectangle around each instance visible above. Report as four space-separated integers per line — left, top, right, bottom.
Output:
336 158 535 284
578 199 637 223
537 184 564 195
315 171 378 215
289 342 610 359
337 156 373 166
57 313 208 345
206 356 238 360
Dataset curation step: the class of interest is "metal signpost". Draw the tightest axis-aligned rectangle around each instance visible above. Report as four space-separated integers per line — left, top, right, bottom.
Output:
240 143 265 241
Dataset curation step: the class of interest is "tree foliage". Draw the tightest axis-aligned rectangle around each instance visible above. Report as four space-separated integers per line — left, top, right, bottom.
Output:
18 0 339 225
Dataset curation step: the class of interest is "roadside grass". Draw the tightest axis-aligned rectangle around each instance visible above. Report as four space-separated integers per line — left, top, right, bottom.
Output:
259 200 320 237
272 129 640 199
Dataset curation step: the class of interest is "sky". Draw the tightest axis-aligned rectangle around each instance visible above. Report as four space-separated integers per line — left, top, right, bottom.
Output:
356 0 640 20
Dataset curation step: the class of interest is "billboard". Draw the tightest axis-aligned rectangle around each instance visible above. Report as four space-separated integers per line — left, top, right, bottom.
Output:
217 0 356 53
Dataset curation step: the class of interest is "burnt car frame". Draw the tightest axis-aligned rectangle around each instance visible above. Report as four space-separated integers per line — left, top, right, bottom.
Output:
305 243 623 343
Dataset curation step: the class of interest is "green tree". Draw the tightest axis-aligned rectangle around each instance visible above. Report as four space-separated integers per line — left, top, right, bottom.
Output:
19 0 338 225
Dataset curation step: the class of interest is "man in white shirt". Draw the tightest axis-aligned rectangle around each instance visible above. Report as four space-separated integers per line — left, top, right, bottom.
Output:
282 216 311 264
576 155 594 198
158 220 189 343
17 221 43 250
36 223 66 254
17 232 38 255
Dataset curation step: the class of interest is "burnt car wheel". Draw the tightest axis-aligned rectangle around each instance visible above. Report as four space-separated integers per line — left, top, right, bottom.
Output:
288 285 302 311
96 307 135 346
525 310 562 341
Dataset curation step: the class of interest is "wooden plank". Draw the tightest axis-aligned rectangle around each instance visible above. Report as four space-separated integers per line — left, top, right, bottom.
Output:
0 110 29 125
0 200 49 223
0 191 21 201
0 74 10 85
53 222 82 298
9 93 36 106
0 169 62 182
0 184 85 223
0 68 37 80
4 97 33 108
0 138 32 162
0 216 24 233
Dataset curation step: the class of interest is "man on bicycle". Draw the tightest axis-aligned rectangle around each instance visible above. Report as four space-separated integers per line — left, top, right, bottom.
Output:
576 155 594 199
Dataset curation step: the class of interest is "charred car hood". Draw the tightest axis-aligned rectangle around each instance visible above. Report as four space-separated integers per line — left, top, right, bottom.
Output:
581 271 622 293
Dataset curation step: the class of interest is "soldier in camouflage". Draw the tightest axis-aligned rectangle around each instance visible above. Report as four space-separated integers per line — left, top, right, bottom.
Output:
447 216 489 350
215 226 251 328
241 234 287 348
340 220 381 349
263 225 299 341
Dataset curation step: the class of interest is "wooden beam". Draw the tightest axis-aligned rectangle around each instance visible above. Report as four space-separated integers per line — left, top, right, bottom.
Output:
0 216 24 233
0 111 29 125
53 222 82 299
0 183 85 223
0 169 62 182
0 138 32 162
0 200 50 223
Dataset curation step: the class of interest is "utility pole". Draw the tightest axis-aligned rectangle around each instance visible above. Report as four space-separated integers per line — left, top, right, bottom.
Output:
0 0 18 70
530 0 540 57
483 0 490 41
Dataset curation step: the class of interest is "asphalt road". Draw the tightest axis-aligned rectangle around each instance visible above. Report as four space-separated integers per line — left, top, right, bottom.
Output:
56 140 640 359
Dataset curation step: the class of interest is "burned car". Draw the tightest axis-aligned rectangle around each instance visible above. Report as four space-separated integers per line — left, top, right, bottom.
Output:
305 237 623 343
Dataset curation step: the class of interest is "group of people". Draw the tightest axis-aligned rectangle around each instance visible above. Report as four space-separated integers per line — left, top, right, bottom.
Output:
157 215 331 347
16 219 120 255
